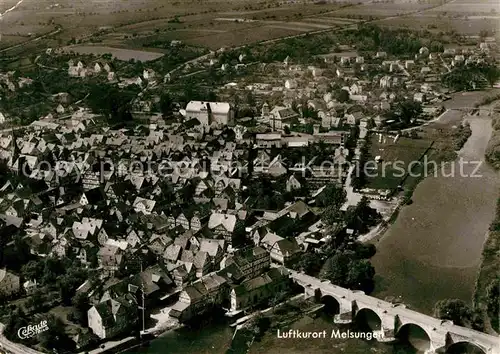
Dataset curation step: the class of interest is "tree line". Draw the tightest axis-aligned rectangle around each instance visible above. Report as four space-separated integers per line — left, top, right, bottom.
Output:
442 63 500 91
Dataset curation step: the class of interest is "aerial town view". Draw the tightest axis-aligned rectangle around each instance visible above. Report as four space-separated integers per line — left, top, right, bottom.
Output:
0 0 498 353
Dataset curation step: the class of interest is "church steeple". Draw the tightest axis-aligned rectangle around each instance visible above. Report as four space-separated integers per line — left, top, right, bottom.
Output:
206 102 212 125
261 102 269 117
11 130 20 162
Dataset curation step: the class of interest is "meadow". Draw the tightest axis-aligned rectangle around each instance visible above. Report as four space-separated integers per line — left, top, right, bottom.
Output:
366 134 434 190
326 0 451 19
61 45 165 62
377 14 499 35
375 0 499 35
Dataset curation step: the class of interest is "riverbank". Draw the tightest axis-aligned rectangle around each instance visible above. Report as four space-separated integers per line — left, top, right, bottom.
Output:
147 308 182 336
473 100 500 335
473 198 500 334
485 100 500 169
357 198 402 244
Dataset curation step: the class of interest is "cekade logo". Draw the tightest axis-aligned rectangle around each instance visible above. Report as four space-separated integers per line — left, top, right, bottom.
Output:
17 320 49 339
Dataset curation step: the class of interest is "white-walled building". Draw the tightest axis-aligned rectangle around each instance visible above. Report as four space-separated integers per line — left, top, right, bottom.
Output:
414 92 426 103
185 101 233 126
284 79 298 89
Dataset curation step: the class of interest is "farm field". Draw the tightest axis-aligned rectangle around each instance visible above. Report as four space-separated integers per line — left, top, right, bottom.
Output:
0 0 496 53
0 0 278 49
376 15 499 35
183 25 308 49
61 45 165 62
98 19 329 51
0 35 29 48
374 0 500 35
0 0 20 11
0 0 344 47
0 23 49 37
120 29 230 47
366 134 434 190
218 3 346 21
109 3 348 48
77 2 350 51
301 17 362 25
326 0 451 19
426 0 499 15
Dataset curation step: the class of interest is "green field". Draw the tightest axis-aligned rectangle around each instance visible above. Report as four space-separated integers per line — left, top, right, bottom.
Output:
366 134 434 190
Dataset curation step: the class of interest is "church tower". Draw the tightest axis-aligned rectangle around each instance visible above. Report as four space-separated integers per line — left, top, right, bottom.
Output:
261 102 269 118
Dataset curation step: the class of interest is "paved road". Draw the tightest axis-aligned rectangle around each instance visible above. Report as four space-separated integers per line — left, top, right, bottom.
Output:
343 164 362 208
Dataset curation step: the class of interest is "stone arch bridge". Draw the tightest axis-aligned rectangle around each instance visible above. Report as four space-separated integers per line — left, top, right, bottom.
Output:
290 270 499 354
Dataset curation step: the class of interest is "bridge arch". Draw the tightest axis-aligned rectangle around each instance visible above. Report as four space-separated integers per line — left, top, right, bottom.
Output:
354 308 382 332
446 341 487 354
321 295 341 316
396 323 432 352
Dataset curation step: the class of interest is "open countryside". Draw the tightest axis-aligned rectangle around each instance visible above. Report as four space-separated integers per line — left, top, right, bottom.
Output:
2 0 498 54
0 0 498 354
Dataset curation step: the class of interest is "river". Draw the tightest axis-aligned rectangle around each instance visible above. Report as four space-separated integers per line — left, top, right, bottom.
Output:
371 97 499 314
130 321 234 354
125 314 415 354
